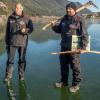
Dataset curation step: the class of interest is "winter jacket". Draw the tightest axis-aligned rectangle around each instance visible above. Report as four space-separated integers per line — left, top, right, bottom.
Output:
52 14 88 50
5 12 33 47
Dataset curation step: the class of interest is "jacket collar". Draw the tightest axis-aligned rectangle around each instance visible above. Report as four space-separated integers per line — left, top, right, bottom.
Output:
11 11 24 19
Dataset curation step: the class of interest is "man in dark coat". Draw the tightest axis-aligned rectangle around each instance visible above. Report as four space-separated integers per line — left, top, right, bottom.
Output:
4 3 33 81
51 2 88 92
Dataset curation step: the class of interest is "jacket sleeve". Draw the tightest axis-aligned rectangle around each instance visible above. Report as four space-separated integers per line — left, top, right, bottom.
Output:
25 19 34 34
52 21 62 34
5 17 10 45
80 17 89 50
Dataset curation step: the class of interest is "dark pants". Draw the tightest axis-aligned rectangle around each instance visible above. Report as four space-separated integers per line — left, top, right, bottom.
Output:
59 47 81 86
5 45 27 79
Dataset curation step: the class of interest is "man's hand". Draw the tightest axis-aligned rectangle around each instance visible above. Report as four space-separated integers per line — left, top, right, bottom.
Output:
50 20 57 26
21 28 26 33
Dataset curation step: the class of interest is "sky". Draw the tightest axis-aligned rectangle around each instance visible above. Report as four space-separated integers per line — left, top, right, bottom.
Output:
70 0 100 12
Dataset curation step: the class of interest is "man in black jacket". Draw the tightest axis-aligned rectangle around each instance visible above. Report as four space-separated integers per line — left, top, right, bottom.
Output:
4 3 33 81
51 2 88 92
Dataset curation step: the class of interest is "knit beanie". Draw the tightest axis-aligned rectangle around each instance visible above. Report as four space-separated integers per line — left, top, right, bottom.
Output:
66 2 77 11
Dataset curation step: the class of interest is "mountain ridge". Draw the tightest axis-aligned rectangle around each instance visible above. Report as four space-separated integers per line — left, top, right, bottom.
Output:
0 0 93 16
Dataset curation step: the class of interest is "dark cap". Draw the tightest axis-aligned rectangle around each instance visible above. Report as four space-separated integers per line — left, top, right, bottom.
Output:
66 2 77 11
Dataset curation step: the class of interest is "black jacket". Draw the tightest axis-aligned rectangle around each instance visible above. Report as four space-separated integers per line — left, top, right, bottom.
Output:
6 12 33 47
52 14 88 50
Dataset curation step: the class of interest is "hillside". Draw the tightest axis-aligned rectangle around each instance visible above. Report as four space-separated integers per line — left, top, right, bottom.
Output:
0 0 68 16
0 0 93 16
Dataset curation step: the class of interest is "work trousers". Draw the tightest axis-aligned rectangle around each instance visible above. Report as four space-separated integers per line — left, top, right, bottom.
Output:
59 47 81 86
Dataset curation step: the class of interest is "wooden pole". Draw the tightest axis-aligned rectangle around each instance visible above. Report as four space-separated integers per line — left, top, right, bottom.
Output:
51 50 100 55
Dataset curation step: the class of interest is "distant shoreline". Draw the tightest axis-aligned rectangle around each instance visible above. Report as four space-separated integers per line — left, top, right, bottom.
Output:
31 16 60 24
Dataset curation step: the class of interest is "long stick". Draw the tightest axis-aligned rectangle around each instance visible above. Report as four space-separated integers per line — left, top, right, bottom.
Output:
42 1 97 31
51 50 100 55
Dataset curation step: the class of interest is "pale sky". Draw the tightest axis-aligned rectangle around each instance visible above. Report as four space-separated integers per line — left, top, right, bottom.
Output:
69 0 100 12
